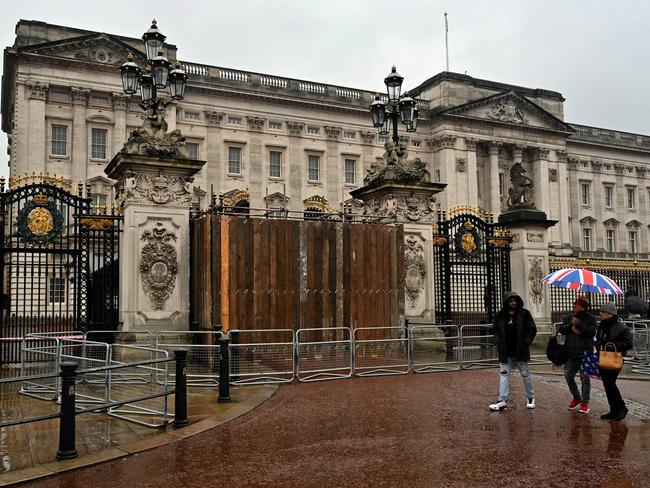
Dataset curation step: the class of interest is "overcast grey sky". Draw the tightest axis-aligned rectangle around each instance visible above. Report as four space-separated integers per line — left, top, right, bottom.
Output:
2 0 650 178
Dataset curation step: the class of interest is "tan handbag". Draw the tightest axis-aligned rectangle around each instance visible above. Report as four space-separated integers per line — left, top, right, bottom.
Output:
599 342 623 371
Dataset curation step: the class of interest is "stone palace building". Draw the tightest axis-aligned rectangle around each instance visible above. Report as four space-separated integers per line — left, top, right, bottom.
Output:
3 19 650 262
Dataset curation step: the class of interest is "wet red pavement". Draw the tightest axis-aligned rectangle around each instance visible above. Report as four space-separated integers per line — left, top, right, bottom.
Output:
20 371 650 488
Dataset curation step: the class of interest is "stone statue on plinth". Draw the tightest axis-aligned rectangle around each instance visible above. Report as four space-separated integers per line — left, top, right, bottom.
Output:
507 162 535 209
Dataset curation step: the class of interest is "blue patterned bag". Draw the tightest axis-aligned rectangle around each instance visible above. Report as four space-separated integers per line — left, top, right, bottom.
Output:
580 348 601 380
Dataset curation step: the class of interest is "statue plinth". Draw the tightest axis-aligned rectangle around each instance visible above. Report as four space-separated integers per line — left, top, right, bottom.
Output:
105 132 205 333
498 208 558 330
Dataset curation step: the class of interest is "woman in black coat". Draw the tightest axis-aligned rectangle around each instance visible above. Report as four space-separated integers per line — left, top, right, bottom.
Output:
597 302 634 421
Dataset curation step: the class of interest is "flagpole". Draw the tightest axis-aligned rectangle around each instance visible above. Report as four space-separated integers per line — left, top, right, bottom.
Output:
444 12 449 72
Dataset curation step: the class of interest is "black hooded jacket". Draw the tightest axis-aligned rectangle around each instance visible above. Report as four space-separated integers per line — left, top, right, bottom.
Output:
491 291 537 363
559 310 597 358
596 316 633 356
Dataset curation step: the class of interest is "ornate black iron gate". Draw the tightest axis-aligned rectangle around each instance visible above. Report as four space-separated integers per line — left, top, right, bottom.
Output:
433 207 511 325
0 179 122 363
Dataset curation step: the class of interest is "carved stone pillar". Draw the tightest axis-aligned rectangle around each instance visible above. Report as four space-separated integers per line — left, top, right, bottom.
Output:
554 150 571 249
286 121 305 208
351 144 446 321
325 126 342 205
533 147 550 215
434 135 457 208
567 157 580 246
71 87 90 183
105 132 205 332
205 111 224 200
26 82 48 174
247 116 266 208
112 92 128 157
488 141 502 218
465 138 479 208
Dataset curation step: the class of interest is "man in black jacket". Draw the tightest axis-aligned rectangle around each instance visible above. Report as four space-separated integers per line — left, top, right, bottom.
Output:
559 295 597 414
488 291 537 411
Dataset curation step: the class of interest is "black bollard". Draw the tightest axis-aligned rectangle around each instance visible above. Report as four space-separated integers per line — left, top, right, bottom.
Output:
218 335 231 403
173 349 189 427
57 362 78 460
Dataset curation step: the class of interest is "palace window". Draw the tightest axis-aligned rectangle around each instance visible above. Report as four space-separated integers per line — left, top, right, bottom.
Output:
344 158 356 185
582 228 592 251
186 142 199 160
228 147 242 174
606 229 616 252
308 155 320 182
269 151 282 178
227 116 242 125
580 182 591 206
268 121 282 130
184 111 200 120
343 131 356 140
90 193 107 214
629 231 638 253
412 140 421 147
499 173 505 197
49 277 66 304
91 128 107 160
627 187 636 209
604 185 614 208
307 127 320 135
52 125 68 156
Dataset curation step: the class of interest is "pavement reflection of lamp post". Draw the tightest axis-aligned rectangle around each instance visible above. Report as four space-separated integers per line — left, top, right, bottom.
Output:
119 19 188 124
369 66 417 144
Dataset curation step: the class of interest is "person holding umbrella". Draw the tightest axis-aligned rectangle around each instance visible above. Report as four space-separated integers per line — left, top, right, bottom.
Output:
558 295 597 414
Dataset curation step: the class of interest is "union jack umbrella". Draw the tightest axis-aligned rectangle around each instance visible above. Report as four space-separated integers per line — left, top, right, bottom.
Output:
542 268 624 295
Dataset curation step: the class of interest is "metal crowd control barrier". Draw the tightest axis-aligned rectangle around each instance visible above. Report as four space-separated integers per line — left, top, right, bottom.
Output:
107 345 170 427
296 327 352 382
409 323 461 372
629 321 650 362
458 324 498 369
229 329 294 385
59 337 111 405
353 327 409 376
85 330 155 347
20 331 84 401
155 331 221 387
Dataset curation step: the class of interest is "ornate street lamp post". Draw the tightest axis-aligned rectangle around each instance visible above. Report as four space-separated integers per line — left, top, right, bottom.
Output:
119 19 187 127
369 66 417 144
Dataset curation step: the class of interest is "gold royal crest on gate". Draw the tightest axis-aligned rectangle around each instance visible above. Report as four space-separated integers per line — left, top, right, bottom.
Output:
454 221 481 259
27 206 54 236
17 194 64 244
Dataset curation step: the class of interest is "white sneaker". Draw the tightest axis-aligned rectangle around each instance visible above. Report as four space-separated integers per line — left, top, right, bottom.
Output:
526 398 536 409
489 400 507 411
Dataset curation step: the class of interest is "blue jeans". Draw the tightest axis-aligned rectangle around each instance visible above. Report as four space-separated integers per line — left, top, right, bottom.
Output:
498 357 534 402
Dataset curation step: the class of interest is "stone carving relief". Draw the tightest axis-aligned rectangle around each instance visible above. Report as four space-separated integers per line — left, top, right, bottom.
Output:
115 172 194 207
636 166 647 177
535 147 550 160
507 162 535 209
364 192 437 223
465 138 479 152
455 158 466 173
487 99 528 124
549 168 558 182
325 126 341 140
591 160 603 172
433 134 457 150
528 257 544 310
404 235 426 309
111 92 128 110
365 140 430 185
247 116 265 131
556 150 568 162
286 121 304 136
26 82 48 100
121 115 189 159
488 140 502 155
526 232 545 243
613 164 625 174
140 224 178 310
70 87 90 105
359 131 376 145
205 111 224 126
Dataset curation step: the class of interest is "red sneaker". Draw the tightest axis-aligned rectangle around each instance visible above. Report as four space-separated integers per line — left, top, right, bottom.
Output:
579 403 590 414
567 399 581 410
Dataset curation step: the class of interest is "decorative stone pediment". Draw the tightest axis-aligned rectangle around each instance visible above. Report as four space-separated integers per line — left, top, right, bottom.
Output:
20 33 146 67
603 218 620 227
579 216 597 225
440 91 573 133
264 191 289 207
626 219 642 229
343 198 364 215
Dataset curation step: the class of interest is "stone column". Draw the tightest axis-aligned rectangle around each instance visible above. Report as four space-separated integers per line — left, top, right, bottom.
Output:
205 111 224 201
488 141 502 218
434 135 457 208
325 126 343 206
247 116 266 208
112 93 128 156
499 211 557 330
25 82 48 174
465 138 479 208
532 147 550 215
105 145 205 332
556 150 571 248
286 121 305 210
71 87 90 183
590 160 604 250
567 157 581 247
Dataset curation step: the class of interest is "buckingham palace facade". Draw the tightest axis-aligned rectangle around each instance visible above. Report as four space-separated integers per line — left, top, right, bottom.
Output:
2 19 650 261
